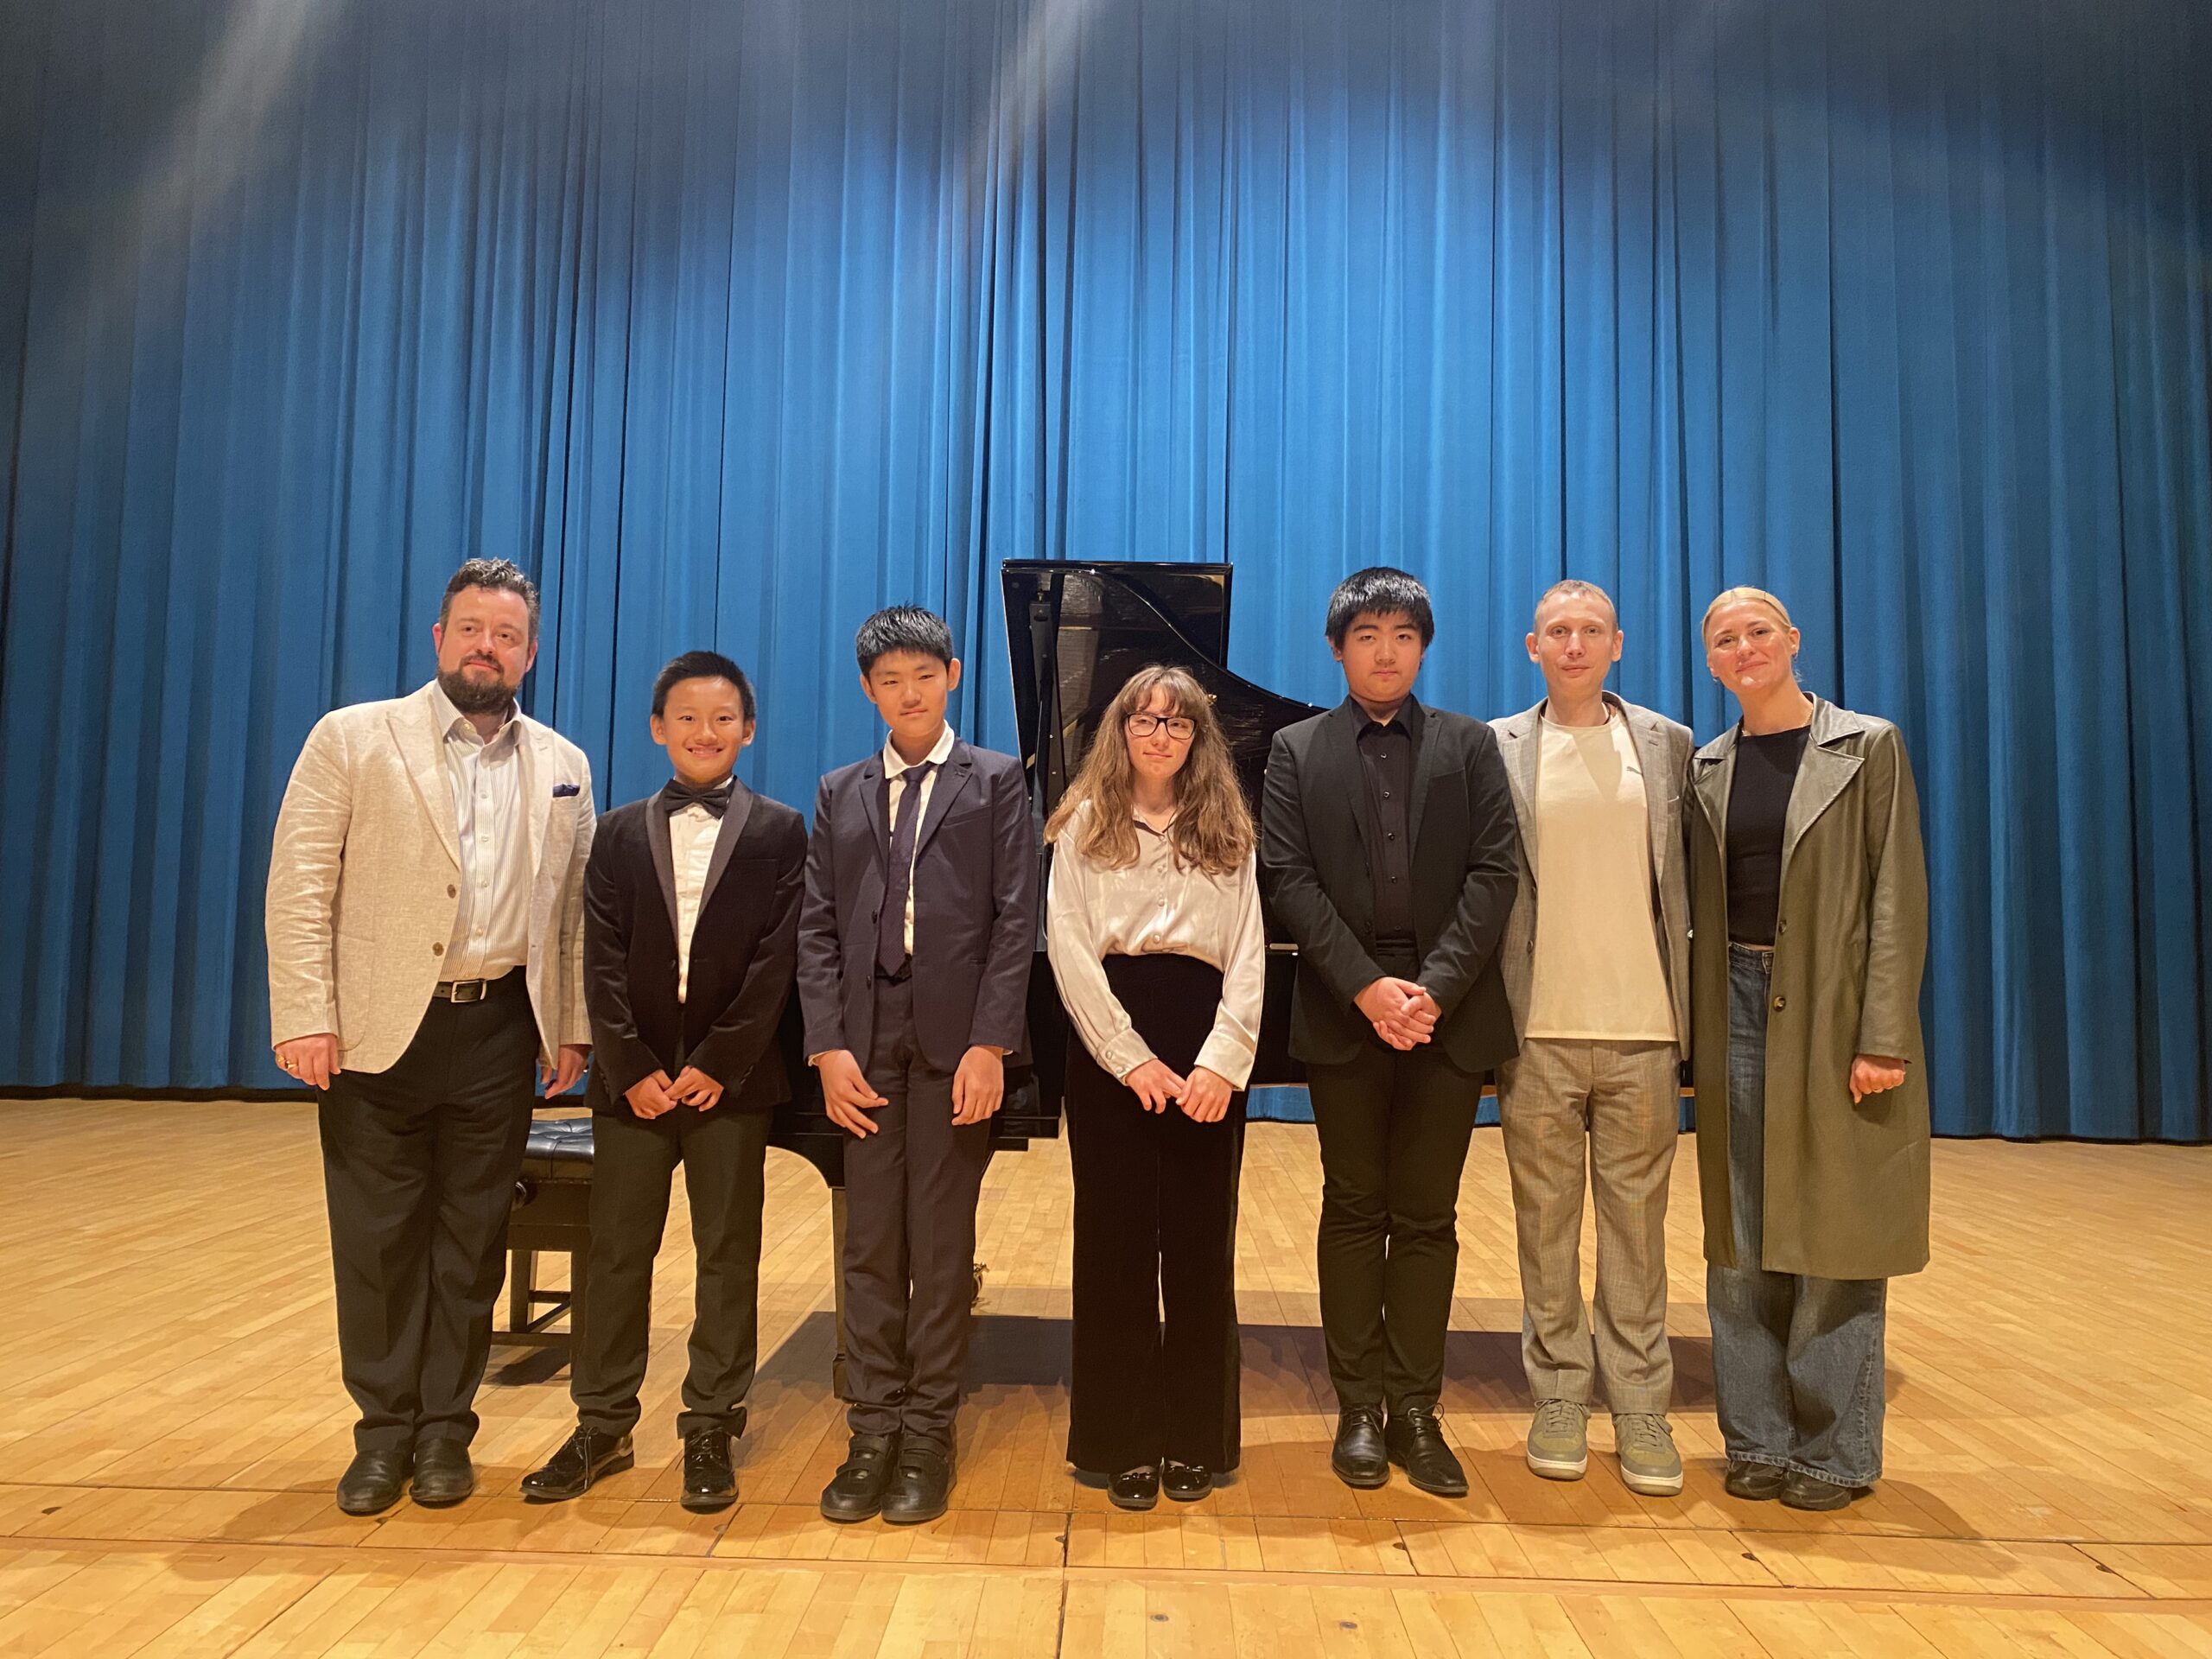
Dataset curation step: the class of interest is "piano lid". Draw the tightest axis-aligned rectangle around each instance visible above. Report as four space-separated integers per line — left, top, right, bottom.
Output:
1002 560 1325 825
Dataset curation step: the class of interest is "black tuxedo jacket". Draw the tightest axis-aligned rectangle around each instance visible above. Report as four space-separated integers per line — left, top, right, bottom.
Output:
797 738 1039 1075
1261 696 1520 1072
582 779 808 1117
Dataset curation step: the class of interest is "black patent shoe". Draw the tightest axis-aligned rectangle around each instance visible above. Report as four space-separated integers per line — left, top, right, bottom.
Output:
521 1428 633 1503
680 1427 737 1513
1331 1405 1389 1489
820 1432 901 1523
1780 1469 1863 1511
1161 1460 1212 1503
1384 1405 1468 1497
881 1440 955 1526
1724 1459 1788 1500
1108 1465 1160 1511
335 1448 411 1516
410 1438 475 1507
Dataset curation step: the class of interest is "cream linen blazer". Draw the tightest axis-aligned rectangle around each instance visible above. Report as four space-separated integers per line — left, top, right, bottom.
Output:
265 681 596 1074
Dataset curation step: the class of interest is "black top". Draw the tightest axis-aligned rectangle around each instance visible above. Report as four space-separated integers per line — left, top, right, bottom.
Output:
1355 699 1422 944
1725 725 1810 945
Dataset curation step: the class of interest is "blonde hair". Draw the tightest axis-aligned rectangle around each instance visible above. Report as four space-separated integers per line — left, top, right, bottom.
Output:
1044 664 1255 876
1700 586 1796 645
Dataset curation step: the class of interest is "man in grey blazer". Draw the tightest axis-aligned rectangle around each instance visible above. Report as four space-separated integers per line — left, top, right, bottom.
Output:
266 559 595 1516
1491 580 1692 1499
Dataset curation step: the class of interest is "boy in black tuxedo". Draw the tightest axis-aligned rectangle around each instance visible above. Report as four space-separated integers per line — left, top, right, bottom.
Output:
798 607 1039 1525
521 652 806 1513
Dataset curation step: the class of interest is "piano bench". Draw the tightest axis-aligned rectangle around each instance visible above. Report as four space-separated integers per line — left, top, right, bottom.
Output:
499 1114 595 1354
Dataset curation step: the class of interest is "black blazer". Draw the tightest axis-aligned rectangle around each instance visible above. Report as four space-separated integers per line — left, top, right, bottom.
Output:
1261 696 1520 1073
582 780 808 1117
797 738 1039 1075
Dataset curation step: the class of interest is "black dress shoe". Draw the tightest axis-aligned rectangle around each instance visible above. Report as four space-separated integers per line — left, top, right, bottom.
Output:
521 1427 635 1503
820 1432 901 1523
1108 1465 1160 1511
1724 1459 1787 1501
680 1427 737 1513
410 1438 475 1507
1331 1405 1389 1489
1161 1461 1212 1503
1385 1406 1468 1497
335 1449 411 1516
1780 1469 1862 1511
880 1440 954 1526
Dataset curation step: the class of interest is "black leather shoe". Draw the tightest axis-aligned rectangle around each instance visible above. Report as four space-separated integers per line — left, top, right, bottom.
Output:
880 1440 954 1526
410 1438 474 1508
1161 1461 1212 1503
680 1427 737 1513
335 1449 411 1516
1724 1459 1788 1500
1108 1465 1159 1511
1385 1406 1468 1497
1780 1469 1861 1511
821 1432 901 1523
1331 1405 1389 1489
521 1427 635 1503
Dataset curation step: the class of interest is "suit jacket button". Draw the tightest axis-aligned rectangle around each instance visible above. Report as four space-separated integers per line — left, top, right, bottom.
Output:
448 884 459 898
433 942 445 957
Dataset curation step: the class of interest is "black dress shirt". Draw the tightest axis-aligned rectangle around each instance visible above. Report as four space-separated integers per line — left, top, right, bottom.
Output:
1355 698 1422 944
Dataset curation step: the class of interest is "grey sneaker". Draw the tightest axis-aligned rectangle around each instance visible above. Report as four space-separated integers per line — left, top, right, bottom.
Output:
1524 1399 1589 1480
1614 1413 1684 1497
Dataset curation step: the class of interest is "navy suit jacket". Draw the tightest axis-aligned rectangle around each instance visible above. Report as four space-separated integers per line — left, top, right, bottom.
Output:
796 738 1039 1074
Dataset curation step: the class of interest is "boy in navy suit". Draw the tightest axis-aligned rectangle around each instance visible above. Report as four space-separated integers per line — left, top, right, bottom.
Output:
798 607 1039 1524
521 652 806 1513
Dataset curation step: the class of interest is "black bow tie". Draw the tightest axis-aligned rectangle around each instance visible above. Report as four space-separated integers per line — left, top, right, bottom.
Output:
662 778 734 818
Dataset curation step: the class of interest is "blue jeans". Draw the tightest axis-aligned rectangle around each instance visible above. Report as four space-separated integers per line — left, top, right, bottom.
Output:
1707 944 1888 1488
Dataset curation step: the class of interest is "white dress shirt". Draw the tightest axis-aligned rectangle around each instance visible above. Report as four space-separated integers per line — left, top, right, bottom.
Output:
431 682 531 982
882 721 957 957
1045 801 1268 1088
668 798 721 1003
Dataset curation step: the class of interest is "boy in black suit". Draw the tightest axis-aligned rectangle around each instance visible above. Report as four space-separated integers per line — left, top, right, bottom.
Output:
798 607 1039 1525
521 652 806 1513
1261 569 1520 1499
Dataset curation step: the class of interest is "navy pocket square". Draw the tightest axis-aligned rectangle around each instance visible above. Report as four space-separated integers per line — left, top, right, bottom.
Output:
552 782 581 798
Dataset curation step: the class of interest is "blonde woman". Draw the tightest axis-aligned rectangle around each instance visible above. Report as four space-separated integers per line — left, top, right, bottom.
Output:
1046 664 1266 1512
1686 588 1929 1511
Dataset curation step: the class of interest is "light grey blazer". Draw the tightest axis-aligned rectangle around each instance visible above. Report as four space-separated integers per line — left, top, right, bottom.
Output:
265 681 596 1074
1488 692 1693 1055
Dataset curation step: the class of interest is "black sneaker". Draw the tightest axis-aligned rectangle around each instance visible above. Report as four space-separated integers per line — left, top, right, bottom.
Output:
820 1432 901 1523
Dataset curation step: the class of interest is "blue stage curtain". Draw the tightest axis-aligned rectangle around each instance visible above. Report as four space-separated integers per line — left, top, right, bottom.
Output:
1 0 2205 1140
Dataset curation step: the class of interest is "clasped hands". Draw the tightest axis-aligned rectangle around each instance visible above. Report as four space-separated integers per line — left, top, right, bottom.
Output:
1354 976 1440 1051
817 1045 1006 1136
625 1065 723 1118
1121 1058 1233 1122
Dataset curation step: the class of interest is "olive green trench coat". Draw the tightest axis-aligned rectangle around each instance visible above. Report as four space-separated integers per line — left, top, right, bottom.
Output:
1687 697 1930 1281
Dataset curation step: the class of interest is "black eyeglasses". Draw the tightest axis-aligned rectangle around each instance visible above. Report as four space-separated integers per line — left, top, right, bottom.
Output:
1126 713 1196 741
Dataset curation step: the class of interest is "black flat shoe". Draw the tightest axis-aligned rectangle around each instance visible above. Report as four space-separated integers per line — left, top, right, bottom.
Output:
1331 1405 1389 1489
881 1440 954 1526
335 1449 411 1516
410 1438 475 1508
521 1427 635 1503
1108 1465 1160 1511
1161 1461 1211 1503
1724 1459 1787 1501
1384 1405 1468 1498
1780 1469 1863 1511
821 1432 901 1523
680 1427 737 1513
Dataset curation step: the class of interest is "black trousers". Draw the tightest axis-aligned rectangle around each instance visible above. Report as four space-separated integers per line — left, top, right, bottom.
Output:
842 973 992 1450
574 1101 769 1440
1304 991 1479 1415
1065 954 1246 1475
317 975 538 1453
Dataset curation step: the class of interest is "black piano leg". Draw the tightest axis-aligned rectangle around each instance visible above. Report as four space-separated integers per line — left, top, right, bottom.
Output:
508 1248 534 1335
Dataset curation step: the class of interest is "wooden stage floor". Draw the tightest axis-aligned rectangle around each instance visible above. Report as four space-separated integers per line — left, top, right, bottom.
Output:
2 1099 2209 1657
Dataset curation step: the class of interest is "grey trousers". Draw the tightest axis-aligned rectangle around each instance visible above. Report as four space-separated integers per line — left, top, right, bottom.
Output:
841 974 992 1451
1496 1036 1681 1414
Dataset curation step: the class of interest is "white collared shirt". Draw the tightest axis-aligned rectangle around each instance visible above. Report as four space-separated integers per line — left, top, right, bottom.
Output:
882 721 957 957
668 798 721 1002
430 682 531 982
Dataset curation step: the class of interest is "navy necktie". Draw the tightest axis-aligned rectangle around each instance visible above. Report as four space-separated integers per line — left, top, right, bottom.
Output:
877 760 936 977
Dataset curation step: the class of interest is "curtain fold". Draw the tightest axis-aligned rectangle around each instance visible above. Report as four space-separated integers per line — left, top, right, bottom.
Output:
1 0 2205 1139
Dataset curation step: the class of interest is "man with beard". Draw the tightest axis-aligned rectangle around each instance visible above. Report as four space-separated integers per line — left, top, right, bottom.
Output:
266 559 595 1515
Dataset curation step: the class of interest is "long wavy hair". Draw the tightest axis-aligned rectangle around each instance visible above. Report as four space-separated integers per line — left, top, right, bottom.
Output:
1044 664 1255 876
